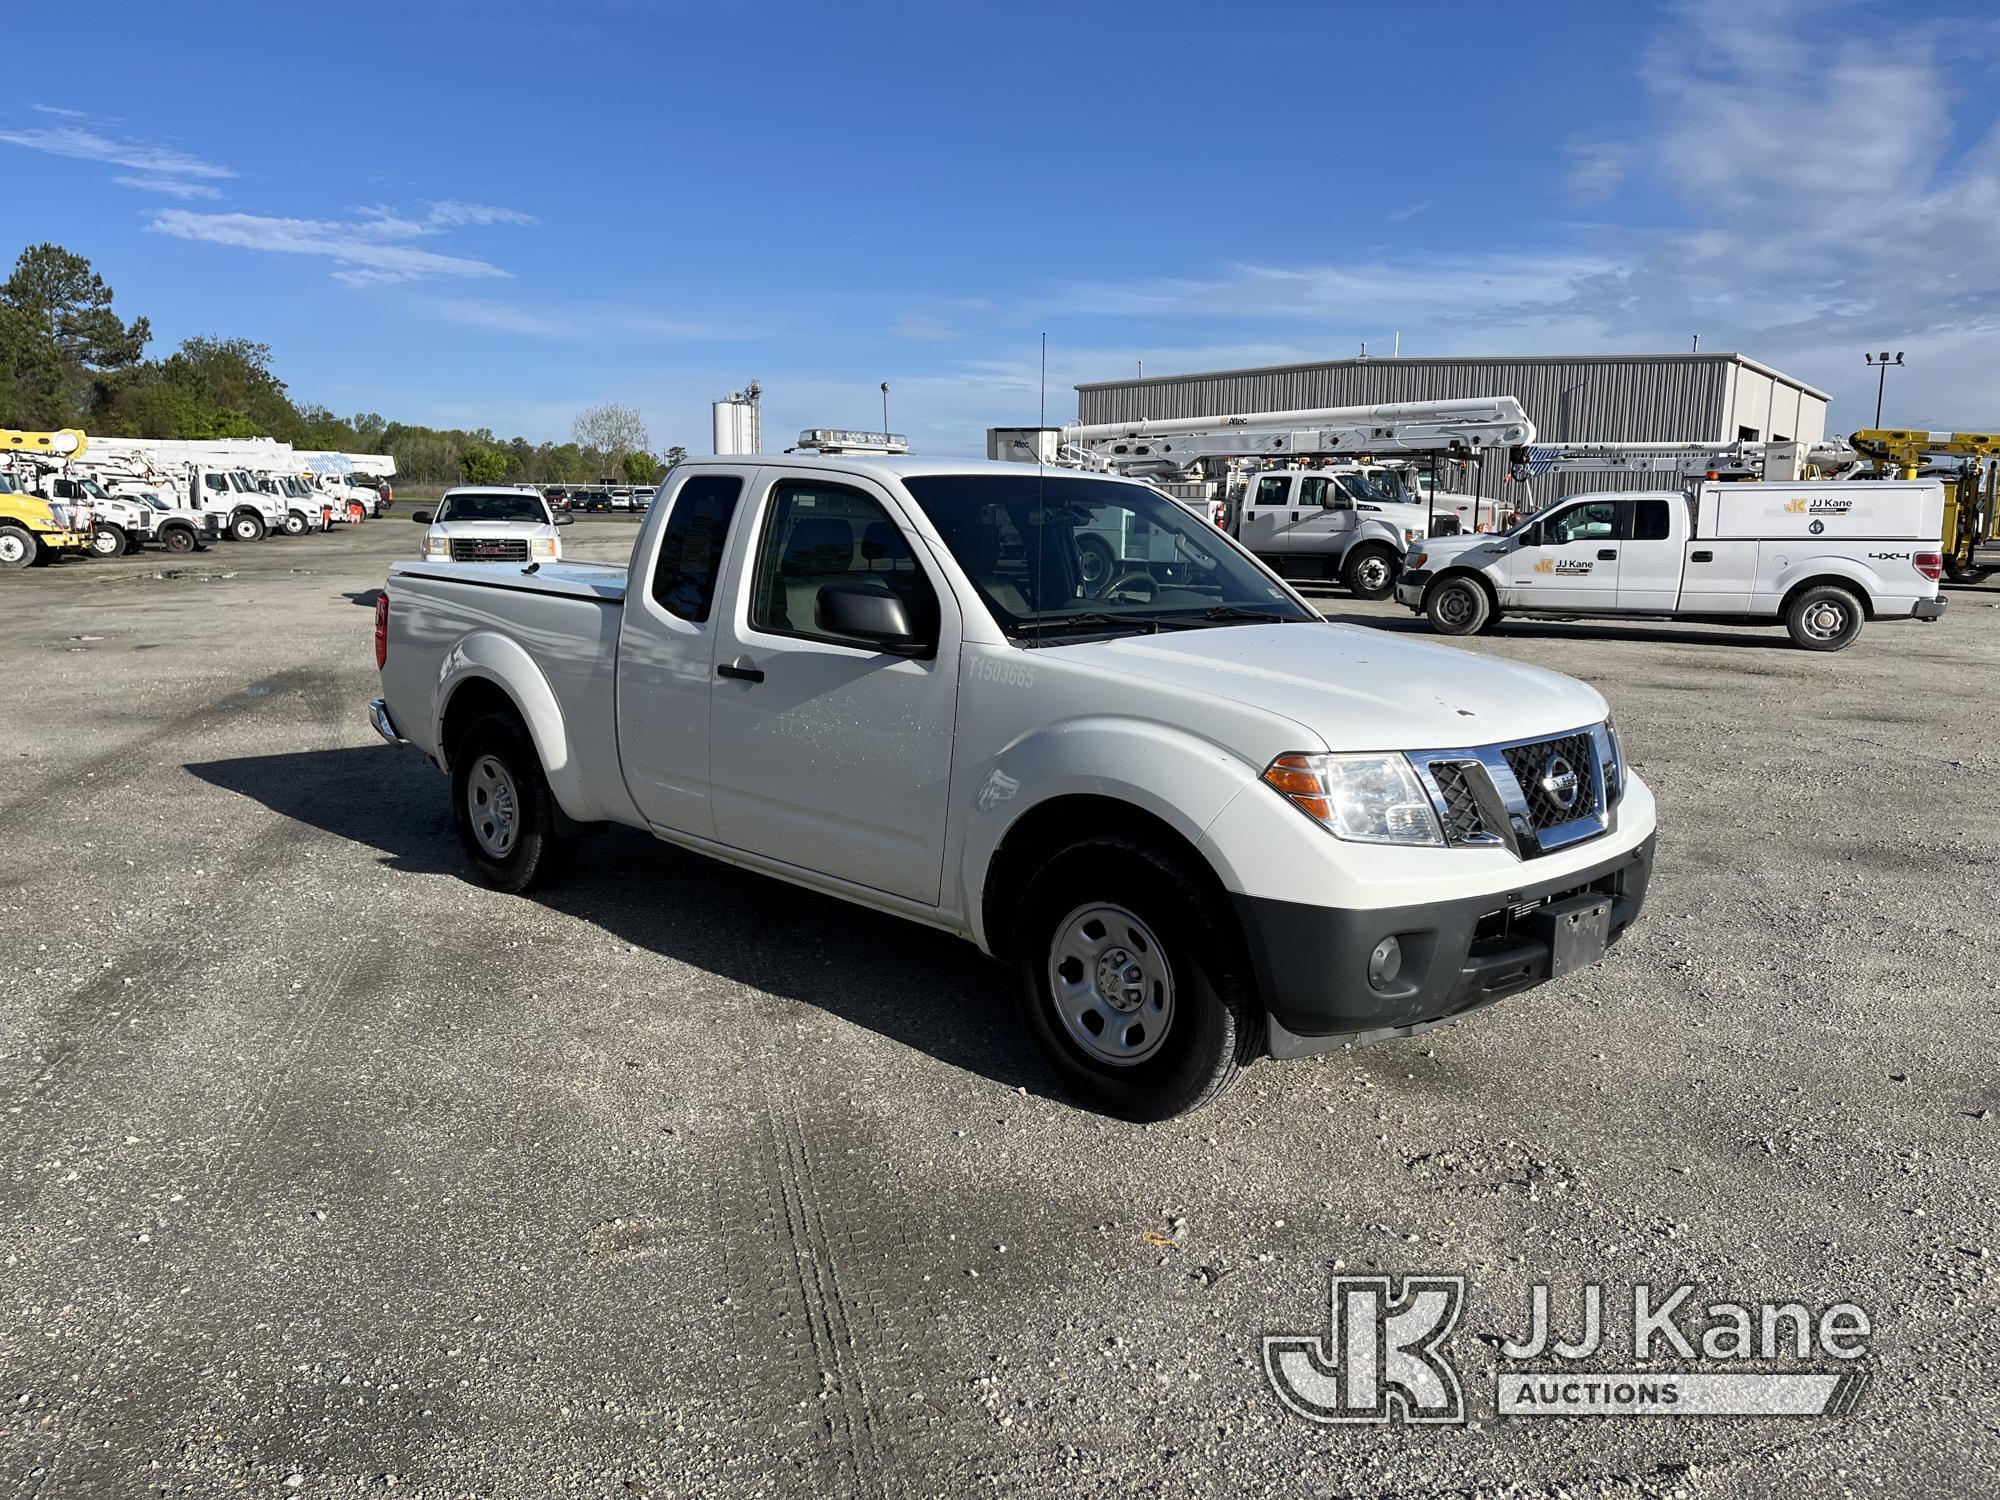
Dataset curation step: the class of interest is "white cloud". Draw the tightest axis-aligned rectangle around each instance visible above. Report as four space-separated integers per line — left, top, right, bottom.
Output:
426 200 538 227
113 174 223 200
1384 200 1433 223
0 124 233 180
30 104 91 119
432 298 749 340
147 210 511 286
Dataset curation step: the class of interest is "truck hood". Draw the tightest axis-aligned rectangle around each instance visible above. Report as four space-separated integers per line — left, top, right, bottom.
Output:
1413 533 1517 569
1049 622 1606 751
427 519 559 537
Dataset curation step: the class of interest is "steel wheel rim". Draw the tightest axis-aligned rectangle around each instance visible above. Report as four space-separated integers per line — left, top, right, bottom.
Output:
467 755 521 858
1437 585 1475 627
1803 600 1848 640
1047 902 1175 1067
1357 556 1391 591
91 531 118 555
0 534 24 564
1078 546 1108 586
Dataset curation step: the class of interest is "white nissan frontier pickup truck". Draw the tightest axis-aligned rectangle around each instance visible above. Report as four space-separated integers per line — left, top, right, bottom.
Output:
370 451 1656 1118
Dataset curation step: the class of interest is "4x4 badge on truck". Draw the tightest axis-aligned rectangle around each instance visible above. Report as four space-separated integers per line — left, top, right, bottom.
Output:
1540 754 1580 812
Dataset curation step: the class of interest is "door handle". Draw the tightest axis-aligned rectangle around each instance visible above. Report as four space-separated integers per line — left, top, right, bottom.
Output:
1291 511 1301 522
717 658 764 683
1691 550 1714 563
1597 548 1618 560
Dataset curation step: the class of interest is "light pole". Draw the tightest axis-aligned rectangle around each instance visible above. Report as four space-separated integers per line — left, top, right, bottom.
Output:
880 382 890 439
1864 351 1904 427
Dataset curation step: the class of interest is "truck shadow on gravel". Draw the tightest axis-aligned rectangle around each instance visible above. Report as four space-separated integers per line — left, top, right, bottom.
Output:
1317 607 1805 650
187 745 1057 1102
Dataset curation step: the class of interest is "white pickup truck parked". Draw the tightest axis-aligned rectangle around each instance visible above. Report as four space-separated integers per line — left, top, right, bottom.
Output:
413 486 571 564
370 453 1656 1118
1397 480 1948 651
1229 468 1429 598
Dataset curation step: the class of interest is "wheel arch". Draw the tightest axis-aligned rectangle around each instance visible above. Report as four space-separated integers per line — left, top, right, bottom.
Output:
1427 566 1500 609
1778 570 1878 621
432 633 603 822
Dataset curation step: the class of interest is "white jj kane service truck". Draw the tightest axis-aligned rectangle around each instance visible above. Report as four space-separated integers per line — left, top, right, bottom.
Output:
1397 477 1947 650
370 443 1655 1119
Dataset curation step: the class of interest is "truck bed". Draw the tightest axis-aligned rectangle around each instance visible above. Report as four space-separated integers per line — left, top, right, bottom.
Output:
391 559 629 602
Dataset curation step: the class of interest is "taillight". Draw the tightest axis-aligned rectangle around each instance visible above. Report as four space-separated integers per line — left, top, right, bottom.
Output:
374 591 389 669
1915 551 1943 581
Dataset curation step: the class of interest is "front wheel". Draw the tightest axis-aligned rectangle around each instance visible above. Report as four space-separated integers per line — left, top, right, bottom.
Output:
230 512 266 542
450 713 577 894
1424 575 1492 636
90 525 127 559
1014 837 1257 1120
282 511 308 536
1342 543 1399 600
161 526 198 554
0 524 34 570
1785 584 1865 651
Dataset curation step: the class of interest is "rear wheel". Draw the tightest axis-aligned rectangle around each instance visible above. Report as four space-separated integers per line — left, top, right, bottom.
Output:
230 511 266 542
450 713 577 894
0 525 34 569
1424 575 1492 636
1014 837 1256 1120
1076 535 1117 597
1785 584 1865 651
1342 543 1399 600
89 525 127 558
161 526 198 554
1944 560 1993 585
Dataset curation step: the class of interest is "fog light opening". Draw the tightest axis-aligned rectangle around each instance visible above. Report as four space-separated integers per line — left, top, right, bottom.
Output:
1367 936 1404 991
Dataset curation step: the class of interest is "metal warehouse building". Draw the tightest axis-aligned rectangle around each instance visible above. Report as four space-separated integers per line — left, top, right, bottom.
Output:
1074 352 1831 506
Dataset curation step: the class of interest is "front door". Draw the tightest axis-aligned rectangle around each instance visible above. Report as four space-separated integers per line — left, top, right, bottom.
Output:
707 471 962 905
1497 498 1624 609
615 467 756 839
1238 473 1296 559
1281 474 1359 563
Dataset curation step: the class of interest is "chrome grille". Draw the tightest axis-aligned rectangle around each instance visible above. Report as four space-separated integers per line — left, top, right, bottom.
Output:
450 537 529 562
1500 733 1598 832
1430 762 1489 843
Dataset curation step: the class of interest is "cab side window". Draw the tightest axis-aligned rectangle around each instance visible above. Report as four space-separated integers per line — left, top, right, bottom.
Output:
1254 475 1291 507
1544 501 1624 545
1632 499 1673 542
748 481 939 648
649 475 743 623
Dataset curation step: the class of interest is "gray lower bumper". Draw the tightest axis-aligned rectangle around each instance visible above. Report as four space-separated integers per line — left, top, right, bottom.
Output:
368 698 406 746
1912 596 1947 621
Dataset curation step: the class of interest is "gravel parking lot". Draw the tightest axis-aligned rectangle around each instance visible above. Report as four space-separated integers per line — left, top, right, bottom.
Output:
3 522 1996 1498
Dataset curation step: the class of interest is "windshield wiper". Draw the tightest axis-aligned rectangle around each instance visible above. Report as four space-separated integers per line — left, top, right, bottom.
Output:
1014 612 1162 645
1151 605 1309 627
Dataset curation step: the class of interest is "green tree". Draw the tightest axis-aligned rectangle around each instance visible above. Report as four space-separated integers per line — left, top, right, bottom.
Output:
621 450 662 485
0 243 149 424
459 446 513 485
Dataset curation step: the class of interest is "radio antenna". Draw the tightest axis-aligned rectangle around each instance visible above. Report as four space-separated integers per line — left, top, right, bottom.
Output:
1039 333 1047 429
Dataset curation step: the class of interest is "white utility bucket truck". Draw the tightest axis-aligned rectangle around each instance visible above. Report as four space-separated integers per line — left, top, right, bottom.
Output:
998 398 1535 599
1396 441 1947 650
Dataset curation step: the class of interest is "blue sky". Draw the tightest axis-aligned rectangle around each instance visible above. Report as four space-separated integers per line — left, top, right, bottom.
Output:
3 0 1997 454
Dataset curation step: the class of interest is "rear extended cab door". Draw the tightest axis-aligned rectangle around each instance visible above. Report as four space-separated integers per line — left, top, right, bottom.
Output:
1612 495 1689 611
703 466 965 906
1237 472 1297 557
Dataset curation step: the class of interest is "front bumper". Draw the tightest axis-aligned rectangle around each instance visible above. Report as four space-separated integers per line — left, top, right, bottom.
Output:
1912 596 1947 621
1238 833 1655 1059
38 527 91 555
1394 569 1432 609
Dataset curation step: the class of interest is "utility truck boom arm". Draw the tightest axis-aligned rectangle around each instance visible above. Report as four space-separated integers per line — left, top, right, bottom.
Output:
1060 398 1534 474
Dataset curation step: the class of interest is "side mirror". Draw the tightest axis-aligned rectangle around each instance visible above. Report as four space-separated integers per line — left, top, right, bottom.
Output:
555 514 574 527
816 583 925 654
1324 495 1353 511
412 510 433 524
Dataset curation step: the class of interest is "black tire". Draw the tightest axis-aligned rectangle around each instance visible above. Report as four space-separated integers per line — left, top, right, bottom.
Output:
1076 534 1118 597
1785 584 1865 651
1944 561 1993 586
1424 575 1492 636
161 526 198 554
1342 543 1400 600
0 524 34 570
230 511 266 542
1013 836 1257 1121
89 525 127 559
282 511 308 536
450 713 577 894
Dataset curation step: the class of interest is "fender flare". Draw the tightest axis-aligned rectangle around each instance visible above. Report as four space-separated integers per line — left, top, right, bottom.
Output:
958 715 1266 951
1768 558 1881 616
433 631 608 823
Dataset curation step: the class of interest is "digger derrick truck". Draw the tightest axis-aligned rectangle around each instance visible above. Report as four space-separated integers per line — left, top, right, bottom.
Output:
1000 398 1536 600
1848 429 2000 585
0 428 94 569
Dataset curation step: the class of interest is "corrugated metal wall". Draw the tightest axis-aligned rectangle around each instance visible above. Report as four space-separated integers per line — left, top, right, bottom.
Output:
1074 355 1817 506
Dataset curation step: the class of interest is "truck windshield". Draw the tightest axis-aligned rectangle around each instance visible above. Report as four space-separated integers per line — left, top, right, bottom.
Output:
435 492 548 523
1339 470 1407 505
900 474 1315 643
0 475 17 494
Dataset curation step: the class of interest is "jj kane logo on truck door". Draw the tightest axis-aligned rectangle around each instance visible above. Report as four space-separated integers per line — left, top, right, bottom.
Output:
1784 497 1855 515
1532 558 1594 574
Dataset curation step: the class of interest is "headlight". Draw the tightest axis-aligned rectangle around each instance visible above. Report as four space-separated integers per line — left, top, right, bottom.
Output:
1602 717 1625 804
1262 753 1444 846
425 536 450 558
1409 551 1428 570
531 536 558 560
